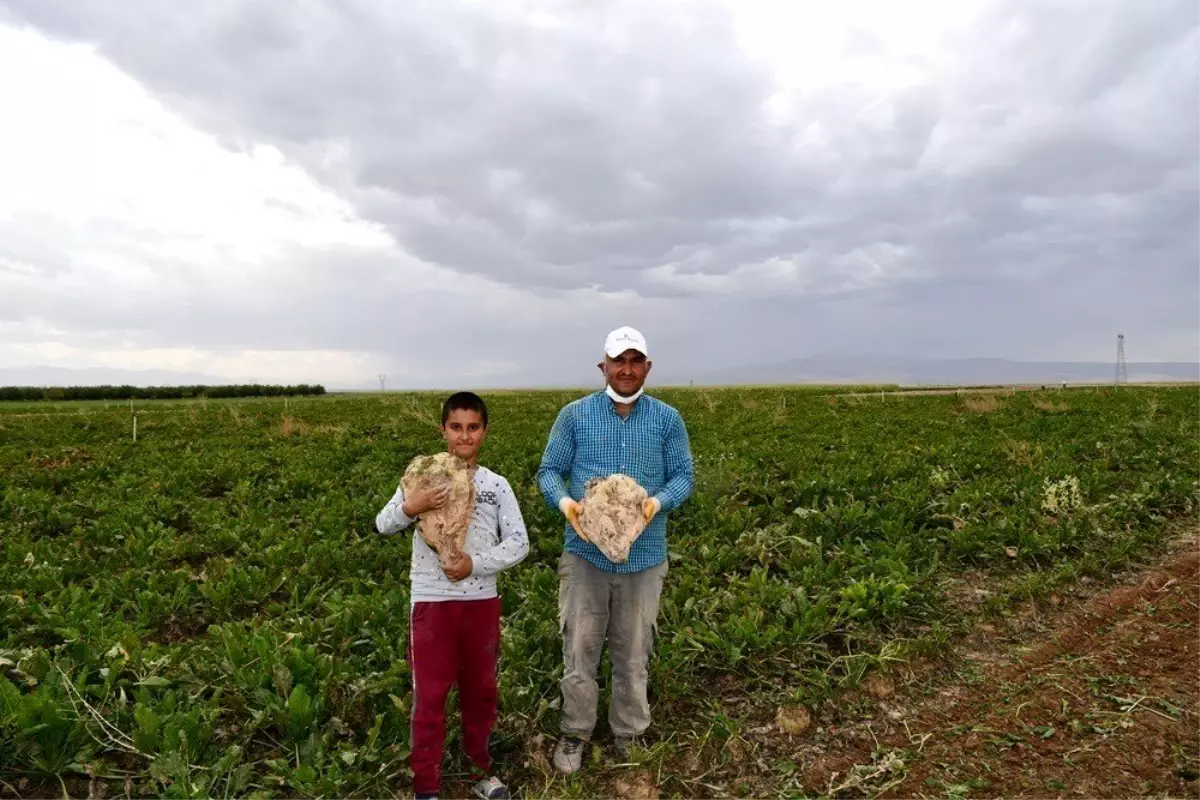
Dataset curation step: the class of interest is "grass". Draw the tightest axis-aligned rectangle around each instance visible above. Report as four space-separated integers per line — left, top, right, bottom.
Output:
0 385 1196 798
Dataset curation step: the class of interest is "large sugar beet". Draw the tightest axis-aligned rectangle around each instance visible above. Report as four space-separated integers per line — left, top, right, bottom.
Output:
401 452 475 566
577 474 649 564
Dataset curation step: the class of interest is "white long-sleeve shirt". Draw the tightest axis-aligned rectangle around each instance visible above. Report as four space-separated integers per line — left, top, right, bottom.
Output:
375 465 530 603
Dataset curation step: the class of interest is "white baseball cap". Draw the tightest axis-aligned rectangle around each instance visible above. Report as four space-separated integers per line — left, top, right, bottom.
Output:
604 326 648 358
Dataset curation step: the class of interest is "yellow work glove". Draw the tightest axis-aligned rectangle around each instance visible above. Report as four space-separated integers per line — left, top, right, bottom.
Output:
559 497 587 541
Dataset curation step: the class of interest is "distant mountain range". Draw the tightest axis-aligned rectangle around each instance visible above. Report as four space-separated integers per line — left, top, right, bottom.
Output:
670 354 1200 387
1 356 1196 392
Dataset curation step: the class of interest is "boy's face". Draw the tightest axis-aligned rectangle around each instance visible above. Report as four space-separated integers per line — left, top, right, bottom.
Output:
442 408 487 463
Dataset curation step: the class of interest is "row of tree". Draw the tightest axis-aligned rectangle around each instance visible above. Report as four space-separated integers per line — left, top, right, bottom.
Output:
0 384 327 402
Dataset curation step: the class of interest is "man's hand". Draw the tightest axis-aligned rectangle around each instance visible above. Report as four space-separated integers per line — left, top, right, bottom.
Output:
402 482 450 517
559 497 588 541
642 497 661 525
441 551 472 582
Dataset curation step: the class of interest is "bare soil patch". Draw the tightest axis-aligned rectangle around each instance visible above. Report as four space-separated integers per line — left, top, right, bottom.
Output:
796 533 1200 799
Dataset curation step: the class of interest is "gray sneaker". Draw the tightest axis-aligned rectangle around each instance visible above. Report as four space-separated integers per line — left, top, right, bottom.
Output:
472 776 509 800
612 735 637 761
552 736 586 774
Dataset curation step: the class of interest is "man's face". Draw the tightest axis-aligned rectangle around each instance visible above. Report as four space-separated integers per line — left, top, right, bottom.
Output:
442 408 487 462
599 349 651 397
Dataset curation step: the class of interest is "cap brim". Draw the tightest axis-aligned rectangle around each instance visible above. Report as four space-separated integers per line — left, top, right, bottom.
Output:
605 345 648 359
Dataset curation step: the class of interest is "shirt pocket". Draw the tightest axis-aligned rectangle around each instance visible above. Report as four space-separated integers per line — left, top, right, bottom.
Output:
576 429 611 472
639 425 666 484
638 441 667 484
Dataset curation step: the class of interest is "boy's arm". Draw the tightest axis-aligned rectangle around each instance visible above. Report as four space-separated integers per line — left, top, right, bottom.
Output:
652 409 695 514
471 478 530 578
535 405 576 511
375 483 416 534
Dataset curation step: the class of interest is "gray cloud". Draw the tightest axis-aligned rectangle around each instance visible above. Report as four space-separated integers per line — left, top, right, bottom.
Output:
0 0 1197 383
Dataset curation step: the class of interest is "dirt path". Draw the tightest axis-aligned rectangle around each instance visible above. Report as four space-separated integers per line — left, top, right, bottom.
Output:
793 535 1200 799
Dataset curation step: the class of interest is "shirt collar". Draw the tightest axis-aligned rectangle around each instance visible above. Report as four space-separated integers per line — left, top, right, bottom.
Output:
600 390 644 419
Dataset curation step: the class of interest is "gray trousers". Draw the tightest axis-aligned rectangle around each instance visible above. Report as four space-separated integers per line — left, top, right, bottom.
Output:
557 552 668 740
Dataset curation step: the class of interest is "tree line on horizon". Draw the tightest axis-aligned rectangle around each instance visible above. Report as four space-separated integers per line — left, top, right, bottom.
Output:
0 384 327 402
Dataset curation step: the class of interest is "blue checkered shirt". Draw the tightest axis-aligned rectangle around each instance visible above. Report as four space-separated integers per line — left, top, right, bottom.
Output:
536 391 694 573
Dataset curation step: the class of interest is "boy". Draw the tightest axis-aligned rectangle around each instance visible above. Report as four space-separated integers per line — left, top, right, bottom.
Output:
376 391 529 800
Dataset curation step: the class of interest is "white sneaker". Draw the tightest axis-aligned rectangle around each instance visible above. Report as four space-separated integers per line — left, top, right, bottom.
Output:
552 736 586 774
472 776 510 799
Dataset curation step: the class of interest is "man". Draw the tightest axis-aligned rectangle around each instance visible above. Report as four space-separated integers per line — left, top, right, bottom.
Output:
536 326 695 774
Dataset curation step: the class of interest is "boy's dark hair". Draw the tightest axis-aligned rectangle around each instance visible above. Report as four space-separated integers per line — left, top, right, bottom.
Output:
441 391 488 427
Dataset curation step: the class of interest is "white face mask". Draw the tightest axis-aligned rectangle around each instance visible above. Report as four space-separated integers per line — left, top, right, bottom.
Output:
606 384 643 404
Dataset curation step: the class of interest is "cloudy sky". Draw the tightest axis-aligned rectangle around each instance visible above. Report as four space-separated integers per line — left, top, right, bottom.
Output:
0 0 1196 388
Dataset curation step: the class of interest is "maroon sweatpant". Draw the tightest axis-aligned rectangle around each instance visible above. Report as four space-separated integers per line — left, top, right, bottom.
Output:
407 597 501 796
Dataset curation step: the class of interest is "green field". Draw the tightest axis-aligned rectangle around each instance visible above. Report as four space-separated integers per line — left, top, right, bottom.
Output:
2 386 1197 798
